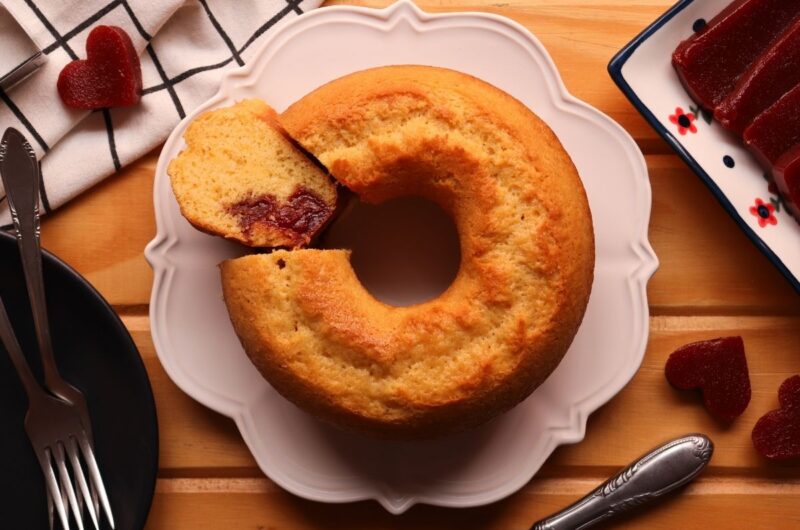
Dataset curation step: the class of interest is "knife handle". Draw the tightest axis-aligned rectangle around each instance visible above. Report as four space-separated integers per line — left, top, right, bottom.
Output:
0 128 56 381
531 434 713 530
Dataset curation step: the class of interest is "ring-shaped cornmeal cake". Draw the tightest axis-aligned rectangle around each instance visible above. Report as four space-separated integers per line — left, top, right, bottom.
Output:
215 66 594 438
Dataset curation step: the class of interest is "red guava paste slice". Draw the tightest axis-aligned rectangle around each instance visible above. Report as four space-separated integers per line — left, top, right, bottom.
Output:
752 375 800 460
665 336 751 422
744 84 800 166
672 0 800 110
57 25 142 109
715 17 800 135
773 145 800 220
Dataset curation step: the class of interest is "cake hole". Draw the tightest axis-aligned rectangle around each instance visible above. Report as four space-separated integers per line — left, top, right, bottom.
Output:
276 258 286 269
320 196 461 307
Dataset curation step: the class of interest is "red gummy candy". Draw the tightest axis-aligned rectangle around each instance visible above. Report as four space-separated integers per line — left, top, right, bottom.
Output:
665 336 751 422
57 26 141 109
752 375 800 460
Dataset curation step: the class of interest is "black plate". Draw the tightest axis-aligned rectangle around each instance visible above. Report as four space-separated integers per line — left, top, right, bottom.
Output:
0 230 158 529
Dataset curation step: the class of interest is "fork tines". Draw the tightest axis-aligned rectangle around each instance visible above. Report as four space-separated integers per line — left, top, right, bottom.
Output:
39 428 111 530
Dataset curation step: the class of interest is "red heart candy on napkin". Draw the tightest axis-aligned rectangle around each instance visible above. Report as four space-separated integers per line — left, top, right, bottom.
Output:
665 336 751 422
752 375 800 460
57 25 142 109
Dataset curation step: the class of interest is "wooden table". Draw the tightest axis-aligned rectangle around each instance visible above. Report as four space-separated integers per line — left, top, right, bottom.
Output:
38 1 800 528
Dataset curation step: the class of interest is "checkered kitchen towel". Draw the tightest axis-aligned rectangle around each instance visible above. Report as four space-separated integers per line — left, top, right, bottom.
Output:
0 0 321 224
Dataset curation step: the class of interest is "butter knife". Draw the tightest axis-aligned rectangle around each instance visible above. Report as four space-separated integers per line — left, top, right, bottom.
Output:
531 434 714 530
0 3 46 91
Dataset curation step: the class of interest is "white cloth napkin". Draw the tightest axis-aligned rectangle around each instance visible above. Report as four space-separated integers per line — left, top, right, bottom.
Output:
0 0 321 224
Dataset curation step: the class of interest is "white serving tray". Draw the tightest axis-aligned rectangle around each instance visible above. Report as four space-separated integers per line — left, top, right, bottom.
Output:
609 0 800 291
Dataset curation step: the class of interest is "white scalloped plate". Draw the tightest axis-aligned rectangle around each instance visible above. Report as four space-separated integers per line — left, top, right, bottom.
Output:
145 0 658 514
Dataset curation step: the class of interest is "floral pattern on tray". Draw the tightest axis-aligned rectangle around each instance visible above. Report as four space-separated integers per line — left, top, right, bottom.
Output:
609 0 800 291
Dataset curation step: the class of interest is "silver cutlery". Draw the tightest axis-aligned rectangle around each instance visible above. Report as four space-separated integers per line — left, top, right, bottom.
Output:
531 434 714 530
0 127 114 529
0 4 46 91
0 297 97 530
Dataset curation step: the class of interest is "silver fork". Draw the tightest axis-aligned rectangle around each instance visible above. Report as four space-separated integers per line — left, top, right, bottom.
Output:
0 295 97 530
0 127 114 529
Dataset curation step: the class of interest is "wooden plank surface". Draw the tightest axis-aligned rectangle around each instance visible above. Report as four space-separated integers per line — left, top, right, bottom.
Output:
31 0 800 528
145 477 800 529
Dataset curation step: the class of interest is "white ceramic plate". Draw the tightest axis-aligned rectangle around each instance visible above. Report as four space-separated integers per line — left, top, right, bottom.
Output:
609 0 800 292
145 0 658 514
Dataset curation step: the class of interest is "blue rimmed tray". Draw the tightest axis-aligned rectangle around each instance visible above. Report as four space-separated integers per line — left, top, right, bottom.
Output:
609 0 800 292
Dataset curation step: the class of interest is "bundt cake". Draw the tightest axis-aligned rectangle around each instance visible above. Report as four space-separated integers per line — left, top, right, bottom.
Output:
218 66 595 438
168 99 337 248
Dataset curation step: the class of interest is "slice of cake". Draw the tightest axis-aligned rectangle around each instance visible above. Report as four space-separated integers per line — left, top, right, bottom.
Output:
168 99 337 248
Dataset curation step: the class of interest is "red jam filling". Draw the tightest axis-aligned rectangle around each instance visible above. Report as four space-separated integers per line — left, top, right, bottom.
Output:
744 84 800 165
752 375 800 460
773 145 800 219
227 187 331 244
715 17 800 134
672 0 800 110
57 26 142 109
665 336 751 422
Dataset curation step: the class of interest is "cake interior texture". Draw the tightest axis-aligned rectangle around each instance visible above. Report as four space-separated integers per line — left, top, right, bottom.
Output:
167 99 337 248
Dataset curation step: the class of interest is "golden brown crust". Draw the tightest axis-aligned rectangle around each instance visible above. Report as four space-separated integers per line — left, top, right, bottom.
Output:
221 66 594 438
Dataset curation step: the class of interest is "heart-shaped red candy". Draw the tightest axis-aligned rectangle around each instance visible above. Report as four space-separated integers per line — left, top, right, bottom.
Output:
57 26 142 109
665 336 751 421
752 375 800 460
